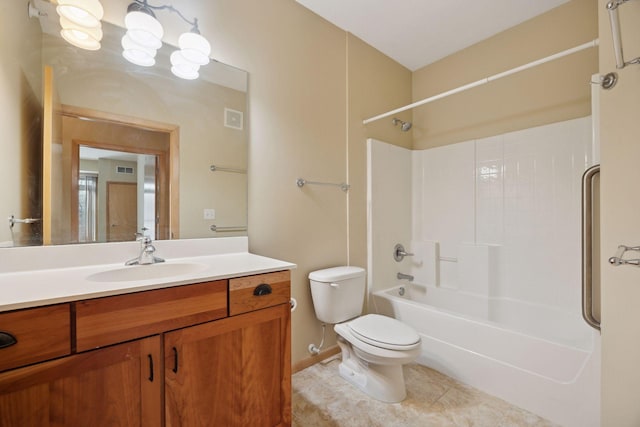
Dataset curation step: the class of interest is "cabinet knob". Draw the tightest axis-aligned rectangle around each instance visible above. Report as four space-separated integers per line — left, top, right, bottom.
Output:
253 283 272 296
0 331 17 349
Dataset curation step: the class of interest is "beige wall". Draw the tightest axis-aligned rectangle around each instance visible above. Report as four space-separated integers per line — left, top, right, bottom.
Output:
347 34 413 278
0 1 43 245
198 0 413 365
598 0 640 424
411 0 598 149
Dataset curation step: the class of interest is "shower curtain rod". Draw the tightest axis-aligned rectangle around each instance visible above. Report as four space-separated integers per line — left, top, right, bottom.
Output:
362 39 599 125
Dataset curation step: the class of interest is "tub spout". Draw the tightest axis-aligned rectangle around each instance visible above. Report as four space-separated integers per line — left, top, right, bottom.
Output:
397 272 414 281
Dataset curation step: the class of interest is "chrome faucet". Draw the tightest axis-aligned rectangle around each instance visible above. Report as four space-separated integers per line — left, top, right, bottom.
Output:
125 233 165 266
397 272 414 281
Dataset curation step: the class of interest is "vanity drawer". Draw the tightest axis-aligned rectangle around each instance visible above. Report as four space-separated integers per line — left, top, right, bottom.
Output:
0 304 71 372
229 271 290 316
75 280 227 352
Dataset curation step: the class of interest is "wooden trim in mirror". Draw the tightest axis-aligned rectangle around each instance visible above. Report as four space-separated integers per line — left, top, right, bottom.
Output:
62 105 180 242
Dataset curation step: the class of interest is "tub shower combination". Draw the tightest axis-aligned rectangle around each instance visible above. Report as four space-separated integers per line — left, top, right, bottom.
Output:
367 117 600 427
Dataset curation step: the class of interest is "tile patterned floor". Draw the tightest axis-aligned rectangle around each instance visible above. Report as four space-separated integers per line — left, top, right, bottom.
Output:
292 358 558 427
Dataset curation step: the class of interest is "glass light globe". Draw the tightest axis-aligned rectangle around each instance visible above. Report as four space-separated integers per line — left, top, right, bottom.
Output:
59 16 103 39
59 17 102 50
170 50 200 79
61 29 101 50
125 11 163 49
121 35 156 67
171 65 199 80
57 0 103 28
178 32 211 66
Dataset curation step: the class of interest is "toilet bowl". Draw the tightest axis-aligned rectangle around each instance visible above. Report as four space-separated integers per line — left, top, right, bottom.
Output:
308 266 421 403
334 313 421 402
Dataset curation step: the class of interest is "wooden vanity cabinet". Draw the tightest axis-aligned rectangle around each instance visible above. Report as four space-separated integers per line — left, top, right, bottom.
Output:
165 303 291 427
0 270 291 427
0 335 161 427
0 304 71 373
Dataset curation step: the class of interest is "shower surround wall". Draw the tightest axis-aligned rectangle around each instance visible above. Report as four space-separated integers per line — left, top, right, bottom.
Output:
368 116 599 426
410 116 595 348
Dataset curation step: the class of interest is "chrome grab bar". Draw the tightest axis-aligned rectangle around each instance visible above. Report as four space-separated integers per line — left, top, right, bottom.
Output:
582 164 600 331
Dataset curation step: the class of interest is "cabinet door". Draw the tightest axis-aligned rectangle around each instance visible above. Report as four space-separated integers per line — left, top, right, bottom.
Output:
165 303 291 427
0 336 161 427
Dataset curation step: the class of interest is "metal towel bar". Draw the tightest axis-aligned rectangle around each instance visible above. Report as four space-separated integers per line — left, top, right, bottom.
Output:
209 165 246 174
606 0 640 69
210 225 247 232
296 178 350 192
608 245 640 266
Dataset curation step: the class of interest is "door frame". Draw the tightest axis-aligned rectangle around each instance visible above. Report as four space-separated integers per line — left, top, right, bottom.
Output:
64 105 180 241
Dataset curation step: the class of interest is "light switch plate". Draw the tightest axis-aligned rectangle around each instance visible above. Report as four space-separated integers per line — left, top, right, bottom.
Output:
203 209 215 220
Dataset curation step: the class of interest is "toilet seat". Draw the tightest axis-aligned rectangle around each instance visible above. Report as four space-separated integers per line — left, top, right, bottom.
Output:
347 314 420 351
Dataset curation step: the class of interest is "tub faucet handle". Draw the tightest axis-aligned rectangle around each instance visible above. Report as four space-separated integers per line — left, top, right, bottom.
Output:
393 243 414 262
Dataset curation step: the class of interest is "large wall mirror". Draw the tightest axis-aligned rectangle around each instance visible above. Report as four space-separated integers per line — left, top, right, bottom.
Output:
0 0 248 247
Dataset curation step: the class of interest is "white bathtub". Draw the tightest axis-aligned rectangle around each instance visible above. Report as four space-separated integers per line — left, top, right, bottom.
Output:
373 285 600 427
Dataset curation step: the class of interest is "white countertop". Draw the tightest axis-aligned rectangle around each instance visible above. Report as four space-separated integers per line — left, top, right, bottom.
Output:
0 238 296 312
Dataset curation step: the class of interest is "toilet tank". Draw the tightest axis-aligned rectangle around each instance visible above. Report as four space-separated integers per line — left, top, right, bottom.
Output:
309 266 366 324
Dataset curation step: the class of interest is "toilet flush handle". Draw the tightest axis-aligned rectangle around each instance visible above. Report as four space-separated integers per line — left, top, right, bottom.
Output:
330 283 340 288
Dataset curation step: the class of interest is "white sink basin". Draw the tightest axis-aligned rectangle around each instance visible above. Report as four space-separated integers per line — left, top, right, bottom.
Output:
86 262 208 283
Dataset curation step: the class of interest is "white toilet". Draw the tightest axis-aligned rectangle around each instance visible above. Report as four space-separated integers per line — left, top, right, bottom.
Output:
308 266 421 402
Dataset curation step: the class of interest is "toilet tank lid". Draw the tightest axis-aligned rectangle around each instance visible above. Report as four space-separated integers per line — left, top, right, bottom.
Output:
308 266 365 282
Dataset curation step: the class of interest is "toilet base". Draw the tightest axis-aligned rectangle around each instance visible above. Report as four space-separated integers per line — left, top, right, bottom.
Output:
336 338 408 403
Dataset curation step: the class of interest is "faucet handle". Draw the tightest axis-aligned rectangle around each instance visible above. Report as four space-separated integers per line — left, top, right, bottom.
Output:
393 243 414 262
135 233 152 244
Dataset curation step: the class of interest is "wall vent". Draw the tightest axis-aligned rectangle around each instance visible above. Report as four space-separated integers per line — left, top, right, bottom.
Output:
116 166 135 175
224 108 244 130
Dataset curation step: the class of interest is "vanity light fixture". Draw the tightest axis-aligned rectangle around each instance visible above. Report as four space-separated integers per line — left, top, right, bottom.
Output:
121 0 212 80
56 0 104 51
122 2 163 67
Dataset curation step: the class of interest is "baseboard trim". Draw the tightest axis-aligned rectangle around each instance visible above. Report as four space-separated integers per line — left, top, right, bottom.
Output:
292 345 341 374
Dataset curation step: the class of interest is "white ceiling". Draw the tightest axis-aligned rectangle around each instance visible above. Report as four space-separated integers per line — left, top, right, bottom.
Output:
295 0 569 71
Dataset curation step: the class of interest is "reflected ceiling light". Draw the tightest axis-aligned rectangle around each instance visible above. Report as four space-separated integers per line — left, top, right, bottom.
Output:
60 17 103 51
170 51 200 80
177 32 211 66
122 2 163 67
170 31 211 80
56 0 103 50
122 34 156 67
56 0 104 28
122 1 211 80
124 3 163 49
